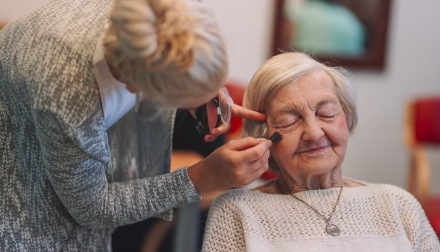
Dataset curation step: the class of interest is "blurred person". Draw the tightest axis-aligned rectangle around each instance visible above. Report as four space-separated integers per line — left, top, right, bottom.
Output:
0 0 271 250
202 52 440 251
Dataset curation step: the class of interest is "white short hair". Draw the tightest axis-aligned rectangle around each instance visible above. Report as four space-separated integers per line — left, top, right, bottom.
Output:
242 52 357 173
103 0 228 107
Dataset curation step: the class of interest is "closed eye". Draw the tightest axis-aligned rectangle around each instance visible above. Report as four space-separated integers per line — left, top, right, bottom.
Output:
271 111 300 129
316 102 339 119
317 113 338 121
276 123 295 129
274 118 300 129
319 115 336 118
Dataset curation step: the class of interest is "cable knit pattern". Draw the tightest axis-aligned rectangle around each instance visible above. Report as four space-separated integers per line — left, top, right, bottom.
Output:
0 0 200 251
202 183 440 252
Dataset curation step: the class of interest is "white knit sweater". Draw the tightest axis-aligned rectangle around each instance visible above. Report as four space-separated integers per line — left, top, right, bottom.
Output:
202 183 440 252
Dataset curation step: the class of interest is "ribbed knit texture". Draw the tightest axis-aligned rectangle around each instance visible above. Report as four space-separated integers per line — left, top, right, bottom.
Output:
202 183 440 252
0 0 201 251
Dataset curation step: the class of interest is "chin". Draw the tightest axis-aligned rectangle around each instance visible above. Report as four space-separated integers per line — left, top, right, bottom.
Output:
300 159 341 175
309 166 338 175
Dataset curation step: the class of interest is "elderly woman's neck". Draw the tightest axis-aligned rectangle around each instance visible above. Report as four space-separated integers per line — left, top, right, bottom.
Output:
276 169 344 194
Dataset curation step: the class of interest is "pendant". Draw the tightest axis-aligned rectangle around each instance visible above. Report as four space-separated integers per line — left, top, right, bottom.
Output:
326 223 340 236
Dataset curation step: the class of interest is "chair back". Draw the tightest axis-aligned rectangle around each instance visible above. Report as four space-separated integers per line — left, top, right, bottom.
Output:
404 96 440 236
414 97 440 144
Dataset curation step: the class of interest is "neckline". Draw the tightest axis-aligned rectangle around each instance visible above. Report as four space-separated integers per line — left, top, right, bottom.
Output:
250 180 370 200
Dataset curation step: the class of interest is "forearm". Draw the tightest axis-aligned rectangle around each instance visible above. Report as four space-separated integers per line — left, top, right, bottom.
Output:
35 108 201 229
57 167 200 229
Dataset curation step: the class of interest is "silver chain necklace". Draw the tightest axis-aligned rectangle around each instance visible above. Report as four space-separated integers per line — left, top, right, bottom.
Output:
290 186 343 236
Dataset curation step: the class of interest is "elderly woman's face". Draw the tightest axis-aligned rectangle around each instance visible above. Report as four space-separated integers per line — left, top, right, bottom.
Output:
267 69 349 176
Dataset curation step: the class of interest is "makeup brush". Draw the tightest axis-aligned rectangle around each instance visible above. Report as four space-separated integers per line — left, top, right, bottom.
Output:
269 132 282 142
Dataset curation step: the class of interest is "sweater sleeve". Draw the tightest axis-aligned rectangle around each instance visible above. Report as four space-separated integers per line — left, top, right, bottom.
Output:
33 108 201 229
398 189 440 251
202 191 247 252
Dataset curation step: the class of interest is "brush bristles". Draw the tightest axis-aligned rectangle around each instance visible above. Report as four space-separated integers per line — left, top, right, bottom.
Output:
269 132 282 142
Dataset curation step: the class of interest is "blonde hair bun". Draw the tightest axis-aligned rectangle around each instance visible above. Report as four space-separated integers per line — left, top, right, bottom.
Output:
104 0 228 107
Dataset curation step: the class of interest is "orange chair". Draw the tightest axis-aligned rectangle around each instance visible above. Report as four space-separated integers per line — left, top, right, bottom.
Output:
404 96 440 236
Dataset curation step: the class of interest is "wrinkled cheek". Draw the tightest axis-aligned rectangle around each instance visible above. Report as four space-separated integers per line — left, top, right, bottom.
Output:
334 146 346 163
336 114 349 140
296 155 311 165
334 120 349 161
338 115 349 131
270 144 296 168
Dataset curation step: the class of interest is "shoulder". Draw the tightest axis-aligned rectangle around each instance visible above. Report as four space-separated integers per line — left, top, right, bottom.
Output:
211 189 252 207
210 189 267 211
364 183 416 200
4 0 114 125
354 183 422 211
209 188 287 218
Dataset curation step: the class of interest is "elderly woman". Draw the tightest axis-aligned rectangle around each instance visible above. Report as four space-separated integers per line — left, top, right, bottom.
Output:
201 52 440 251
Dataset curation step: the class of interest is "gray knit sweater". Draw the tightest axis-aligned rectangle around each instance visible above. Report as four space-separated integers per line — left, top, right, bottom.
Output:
0 0 201 251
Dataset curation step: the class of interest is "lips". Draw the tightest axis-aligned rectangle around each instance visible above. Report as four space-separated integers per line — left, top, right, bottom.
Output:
296 144 331 154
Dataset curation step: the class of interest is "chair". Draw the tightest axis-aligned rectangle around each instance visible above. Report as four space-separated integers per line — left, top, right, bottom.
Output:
404 96 440 236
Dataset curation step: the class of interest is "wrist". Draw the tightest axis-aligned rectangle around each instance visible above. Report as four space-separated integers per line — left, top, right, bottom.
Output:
187 161 215 194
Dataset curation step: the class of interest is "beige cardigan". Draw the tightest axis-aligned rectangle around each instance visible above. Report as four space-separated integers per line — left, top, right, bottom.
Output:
202 184 440 251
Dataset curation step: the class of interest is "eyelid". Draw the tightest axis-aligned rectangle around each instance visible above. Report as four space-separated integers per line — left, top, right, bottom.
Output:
319 115 336 118
273 113 299 124
317 105 338 114
318 112 339 119
273 117 301 129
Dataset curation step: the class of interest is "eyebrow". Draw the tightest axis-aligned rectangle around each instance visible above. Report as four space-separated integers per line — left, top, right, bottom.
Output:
271 107 300 117
315 98 338 110
270 97 338 118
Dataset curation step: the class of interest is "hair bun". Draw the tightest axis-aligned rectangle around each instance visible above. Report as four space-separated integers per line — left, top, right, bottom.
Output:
104 0 228 108
111 0 202 71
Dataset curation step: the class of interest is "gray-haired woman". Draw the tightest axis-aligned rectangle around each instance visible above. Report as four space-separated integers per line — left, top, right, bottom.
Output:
202 52 440 251
0 0 271 250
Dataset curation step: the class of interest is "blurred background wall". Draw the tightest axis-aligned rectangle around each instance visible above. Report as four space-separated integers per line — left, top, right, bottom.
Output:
1 0 438 192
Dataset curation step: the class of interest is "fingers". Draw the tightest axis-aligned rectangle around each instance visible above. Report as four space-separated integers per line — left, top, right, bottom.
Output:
231 104 266 122
227 137 272 180
236 138 272 162
211 123 231 137
203 123 231 142
191 136 272 192
243 148 271 184
247 146 271 166
204 135 215 142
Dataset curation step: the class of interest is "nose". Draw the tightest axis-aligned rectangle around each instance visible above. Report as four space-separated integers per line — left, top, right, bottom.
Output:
301 116 324 143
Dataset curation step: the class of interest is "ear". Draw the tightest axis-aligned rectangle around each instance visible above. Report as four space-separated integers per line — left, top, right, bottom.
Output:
125 83 140 94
